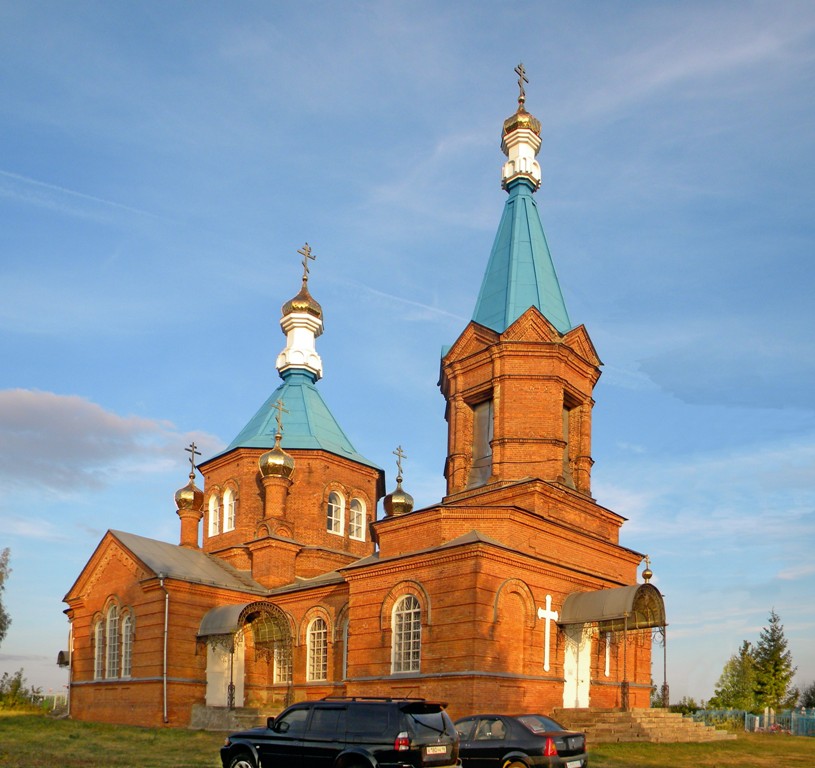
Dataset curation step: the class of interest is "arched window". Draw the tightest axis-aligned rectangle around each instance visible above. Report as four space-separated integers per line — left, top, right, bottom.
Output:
223 488 236 532
341 617 349 680
93 618 105 680
208 494 220 537
306 617 328 681
121 612 133 678
326 492 344 536
105 604 119 678
349 498 365 541
392 595 421 673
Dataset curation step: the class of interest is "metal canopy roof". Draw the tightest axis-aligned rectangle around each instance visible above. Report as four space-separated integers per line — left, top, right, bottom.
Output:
559 583 666 632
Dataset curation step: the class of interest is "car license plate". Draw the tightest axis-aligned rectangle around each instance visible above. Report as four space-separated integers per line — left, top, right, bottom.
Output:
566 761 583 768
426 746 447 755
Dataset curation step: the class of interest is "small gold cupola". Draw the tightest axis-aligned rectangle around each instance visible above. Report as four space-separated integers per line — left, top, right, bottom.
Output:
259 400 295 479
500 63 543 191
176 442 204 549
383 445 414 517
642 555 654 584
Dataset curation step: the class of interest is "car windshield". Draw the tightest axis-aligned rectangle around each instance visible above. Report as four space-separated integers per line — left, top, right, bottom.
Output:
406 709 456 740
516 715 564 734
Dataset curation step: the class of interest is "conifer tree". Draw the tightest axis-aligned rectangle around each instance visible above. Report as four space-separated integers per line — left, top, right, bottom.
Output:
754 610 797 709
0 548 10 648
709 640 757 711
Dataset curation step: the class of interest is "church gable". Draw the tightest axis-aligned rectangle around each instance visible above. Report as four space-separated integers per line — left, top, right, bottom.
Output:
500 305 560 343
563 324 602 368
442 321 499 367
64 531 148 605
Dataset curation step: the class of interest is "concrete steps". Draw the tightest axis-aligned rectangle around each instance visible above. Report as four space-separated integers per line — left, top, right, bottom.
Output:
190 703 279 731
552 707 737 744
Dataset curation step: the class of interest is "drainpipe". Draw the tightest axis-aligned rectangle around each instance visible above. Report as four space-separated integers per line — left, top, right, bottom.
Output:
158 573 169 724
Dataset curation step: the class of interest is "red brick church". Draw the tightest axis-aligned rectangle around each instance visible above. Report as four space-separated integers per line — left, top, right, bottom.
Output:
62 75 666 727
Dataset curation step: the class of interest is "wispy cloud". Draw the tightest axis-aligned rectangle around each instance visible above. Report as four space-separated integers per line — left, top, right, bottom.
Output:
0 389 223 493
0 169 160 220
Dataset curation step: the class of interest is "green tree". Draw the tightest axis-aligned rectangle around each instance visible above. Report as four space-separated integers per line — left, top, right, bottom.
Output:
754 610 797 709
0 548 10 648
799 681 815 708
708 640 757 711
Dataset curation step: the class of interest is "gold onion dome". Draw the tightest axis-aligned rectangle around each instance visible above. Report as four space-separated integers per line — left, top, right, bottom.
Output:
282 281 322 319
383 478 414 517
259 434 295 479
502 106 541 139
175 473 204 511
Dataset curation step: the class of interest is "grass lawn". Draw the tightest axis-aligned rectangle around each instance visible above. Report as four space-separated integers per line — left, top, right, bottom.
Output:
1 713 814 768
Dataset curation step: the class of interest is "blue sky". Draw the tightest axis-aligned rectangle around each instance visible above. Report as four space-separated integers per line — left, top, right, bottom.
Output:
1 1 813 704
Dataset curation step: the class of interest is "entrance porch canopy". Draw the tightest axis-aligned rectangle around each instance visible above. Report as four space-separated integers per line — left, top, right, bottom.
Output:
559 583 666 633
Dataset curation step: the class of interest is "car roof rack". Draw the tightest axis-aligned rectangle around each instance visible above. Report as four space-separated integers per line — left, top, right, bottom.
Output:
320 696 428 702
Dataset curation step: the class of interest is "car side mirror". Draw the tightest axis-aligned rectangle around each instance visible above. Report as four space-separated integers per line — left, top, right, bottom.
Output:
267 716 276 729
274 720 290 733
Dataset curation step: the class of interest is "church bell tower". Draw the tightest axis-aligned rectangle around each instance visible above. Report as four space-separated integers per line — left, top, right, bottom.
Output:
440 65 601 498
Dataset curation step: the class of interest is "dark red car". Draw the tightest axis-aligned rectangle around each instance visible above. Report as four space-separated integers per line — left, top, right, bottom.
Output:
454 714 587 768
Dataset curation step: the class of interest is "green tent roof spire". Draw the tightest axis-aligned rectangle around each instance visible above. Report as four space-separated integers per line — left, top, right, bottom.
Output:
472 73 571 335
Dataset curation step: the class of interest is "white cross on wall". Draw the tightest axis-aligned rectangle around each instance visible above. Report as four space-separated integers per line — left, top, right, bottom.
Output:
537 594 559 672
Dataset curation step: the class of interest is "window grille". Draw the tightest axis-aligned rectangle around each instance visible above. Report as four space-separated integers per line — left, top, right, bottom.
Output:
121 613 133 678
392 595 421 673
326 492 343 535
307 618 328 681
349 498 365 540
106 605 119 678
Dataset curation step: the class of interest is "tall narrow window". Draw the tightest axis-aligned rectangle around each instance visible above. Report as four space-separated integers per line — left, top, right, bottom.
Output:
208 495 220 537
349 498 365 541
326 492 344 536
341 618 349 680
468 399 493 488
562 400 575 488
121 612 133 678
274 643 292 684
105 605 119 678
93 619 105 680
392 595 421 673
223 488 236 532
306 618 328 681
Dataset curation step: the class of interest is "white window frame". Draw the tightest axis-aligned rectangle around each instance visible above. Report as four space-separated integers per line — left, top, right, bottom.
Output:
273 643 292 684
326 492 344 536
121 612 133 678
223 488 236 532
105 604 119 679
208 494 220 537
391 595 421 673
93 619 105 680
306 617 328 681
349 498 365 541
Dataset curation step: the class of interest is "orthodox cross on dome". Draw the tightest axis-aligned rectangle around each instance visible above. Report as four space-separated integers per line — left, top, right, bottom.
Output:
184 441 201 481
537 594 559 672
393 445 407 482
298 242 316 285
514 62 529 108
271 398 289 438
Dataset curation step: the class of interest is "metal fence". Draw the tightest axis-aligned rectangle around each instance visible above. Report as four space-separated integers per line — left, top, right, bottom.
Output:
694 708 815 737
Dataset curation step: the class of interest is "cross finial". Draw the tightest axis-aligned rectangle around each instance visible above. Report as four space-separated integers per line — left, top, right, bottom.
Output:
514 62 528 108
393 445 407 481
297 242 316 286
271 398 289 438
185 442 201 481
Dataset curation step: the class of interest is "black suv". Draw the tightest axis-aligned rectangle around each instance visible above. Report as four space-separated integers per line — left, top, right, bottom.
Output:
220 697 460 768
